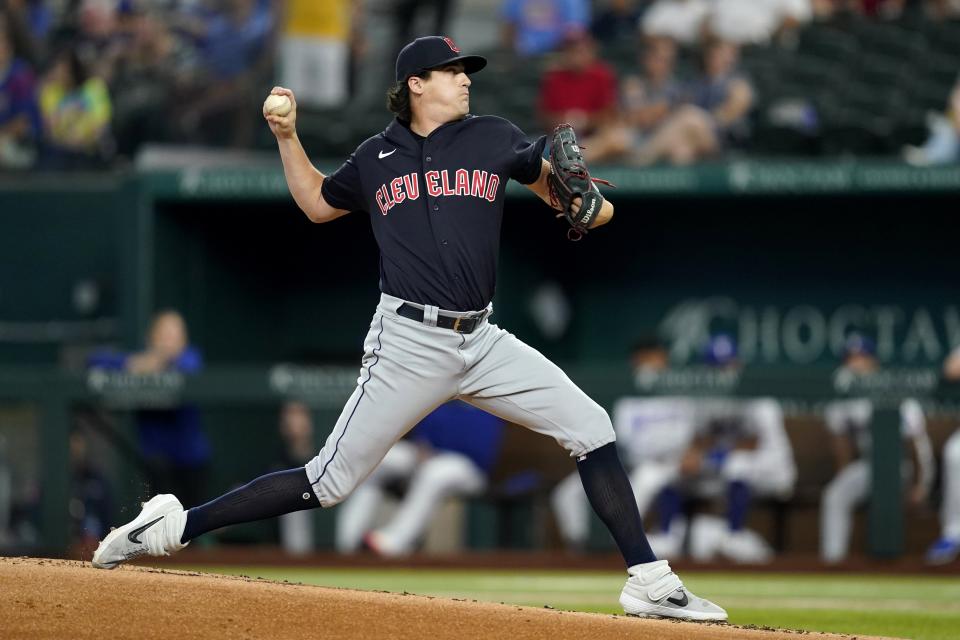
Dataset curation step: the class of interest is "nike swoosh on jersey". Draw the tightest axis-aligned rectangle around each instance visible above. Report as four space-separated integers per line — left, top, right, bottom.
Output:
378 149 396 159
127 516 164 544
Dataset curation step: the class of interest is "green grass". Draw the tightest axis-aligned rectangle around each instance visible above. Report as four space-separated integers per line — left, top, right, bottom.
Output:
176 567 960 640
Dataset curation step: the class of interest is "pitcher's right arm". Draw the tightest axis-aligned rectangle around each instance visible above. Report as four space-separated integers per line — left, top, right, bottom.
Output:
264 87 351 224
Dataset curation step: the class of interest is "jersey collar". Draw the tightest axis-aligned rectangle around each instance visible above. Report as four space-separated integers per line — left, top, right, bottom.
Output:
384 115 475 146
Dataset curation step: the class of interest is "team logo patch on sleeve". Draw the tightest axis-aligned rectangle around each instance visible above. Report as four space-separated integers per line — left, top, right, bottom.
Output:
443 37 460 53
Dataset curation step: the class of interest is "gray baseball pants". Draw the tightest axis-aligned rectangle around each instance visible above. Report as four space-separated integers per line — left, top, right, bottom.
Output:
305 293 615 507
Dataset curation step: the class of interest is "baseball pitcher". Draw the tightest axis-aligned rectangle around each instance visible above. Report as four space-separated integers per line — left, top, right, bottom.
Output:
92 36 726 621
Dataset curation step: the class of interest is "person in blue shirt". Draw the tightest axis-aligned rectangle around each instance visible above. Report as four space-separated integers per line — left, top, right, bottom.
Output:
0 11 41 168
336 400 505 556
501 0 590 57
86 310 211 509
173 0 274 146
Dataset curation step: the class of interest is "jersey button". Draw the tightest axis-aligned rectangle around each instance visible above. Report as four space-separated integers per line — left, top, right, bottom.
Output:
442 240 448 245
433 204 439 211
426 156 432 162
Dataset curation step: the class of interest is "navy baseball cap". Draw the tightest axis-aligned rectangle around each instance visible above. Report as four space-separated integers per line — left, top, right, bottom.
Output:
395 36 487 83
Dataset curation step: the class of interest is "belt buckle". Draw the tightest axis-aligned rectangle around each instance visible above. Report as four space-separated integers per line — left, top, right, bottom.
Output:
453 317 462 332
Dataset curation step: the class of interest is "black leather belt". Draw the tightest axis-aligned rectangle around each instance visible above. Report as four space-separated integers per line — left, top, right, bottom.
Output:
396 303 485 334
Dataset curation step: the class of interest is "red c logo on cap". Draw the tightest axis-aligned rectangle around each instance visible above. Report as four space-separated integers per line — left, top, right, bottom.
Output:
443 37 460 53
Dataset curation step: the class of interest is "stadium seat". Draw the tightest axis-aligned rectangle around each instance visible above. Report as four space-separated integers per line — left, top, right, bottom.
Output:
903 77 952 112
822 110 893 156
782 53 847 91
850 19 925 59
855 54 909 90
923 20 960 57
919 52 960 92
888 111 928 151
797 25 859 61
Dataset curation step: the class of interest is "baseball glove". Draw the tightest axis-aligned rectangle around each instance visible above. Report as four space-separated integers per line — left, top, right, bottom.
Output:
547 123 613 241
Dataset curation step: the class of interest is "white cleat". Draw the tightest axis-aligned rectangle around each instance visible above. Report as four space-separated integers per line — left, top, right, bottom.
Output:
92 494 189 569
620 559 728 622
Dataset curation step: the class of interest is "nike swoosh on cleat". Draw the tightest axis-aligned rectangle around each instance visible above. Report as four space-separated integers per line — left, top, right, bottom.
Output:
378 149 396 159
666 591 689 607
127 516 164 544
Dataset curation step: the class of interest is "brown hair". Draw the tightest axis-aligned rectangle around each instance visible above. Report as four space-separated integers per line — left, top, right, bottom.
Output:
386 70 432 122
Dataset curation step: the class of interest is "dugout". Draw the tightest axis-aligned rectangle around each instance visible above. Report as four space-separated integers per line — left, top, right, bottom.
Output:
1 159 959 556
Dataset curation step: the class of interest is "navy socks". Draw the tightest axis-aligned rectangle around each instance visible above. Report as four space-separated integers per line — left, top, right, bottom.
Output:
177 447 663 567
180 468 320 544
576 442 657 567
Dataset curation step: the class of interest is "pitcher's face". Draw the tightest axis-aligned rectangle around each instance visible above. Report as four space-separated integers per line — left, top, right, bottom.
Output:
417 63 471 119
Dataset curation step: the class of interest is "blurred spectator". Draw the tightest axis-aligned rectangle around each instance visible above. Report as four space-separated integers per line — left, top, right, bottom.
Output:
551 338 698 551
274 401 316 555
39 45 113 168
650 336 795 564
944 345 960 383
641 0 709 47
926 346 960 564
925 0 960 18
68 428 112 550
591 0 646 42
501 0 590 57
633 38 753 165
392 0 451 60
629 334 671 385
107 9 185 159
0 10 40 168
279 0 364 109
903 76 960 167
18 0 53 45
1 0 50 65
583 35 681 163
813 0 960 18
47 0 128 82
810 0 896 18
554 335 794 562
172 0 275 147
538 32 618 144
336 401 505 557
707 0 813 47
820 334 934 564
847 0 907 18
87 310 211 510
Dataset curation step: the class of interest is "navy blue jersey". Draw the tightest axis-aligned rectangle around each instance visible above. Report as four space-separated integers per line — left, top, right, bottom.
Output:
321 115 547 312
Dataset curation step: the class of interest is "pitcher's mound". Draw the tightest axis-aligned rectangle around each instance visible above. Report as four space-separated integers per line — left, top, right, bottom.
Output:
1 557 891 640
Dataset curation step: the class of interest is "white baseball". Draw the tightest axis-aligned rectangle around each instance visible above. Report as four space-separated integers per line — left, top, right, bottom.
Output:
264 94 292 117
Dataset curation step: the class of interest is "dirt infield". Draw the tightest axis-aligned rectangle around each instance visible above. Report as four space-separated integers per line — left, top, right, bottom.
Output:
1 557 897 640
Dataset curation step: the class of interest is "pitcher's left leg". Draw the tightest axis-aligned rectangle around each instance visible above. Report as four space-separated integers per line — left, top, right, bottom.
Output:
460 327 726 621
459 329 613 456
